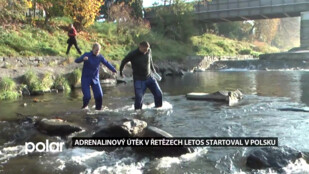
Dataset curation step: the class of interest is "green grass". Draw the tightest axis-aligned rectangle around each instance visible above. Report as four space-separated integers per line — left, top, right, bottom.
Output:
0 21 280 60
23 69 43 93
191 33 280 57
0 77 20 100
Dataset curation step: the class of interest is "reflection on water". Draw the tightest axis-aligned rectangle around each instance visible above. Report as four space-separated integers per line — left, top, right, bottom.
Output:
1 70 309 174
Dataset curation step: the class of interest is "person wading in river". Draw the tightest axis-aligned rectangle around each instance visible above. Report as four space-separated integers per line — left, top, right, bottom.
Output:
66 24 82 55
75 43 117 110
119 41 163 110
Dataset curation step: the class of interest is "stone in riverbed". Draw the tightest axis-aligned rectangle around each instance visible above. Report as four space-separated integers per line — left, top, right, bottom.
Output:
92 118 147 137
92 118 192 157
21 86 31 96
246 147 305 170
36 118 82 137
186 89 243 106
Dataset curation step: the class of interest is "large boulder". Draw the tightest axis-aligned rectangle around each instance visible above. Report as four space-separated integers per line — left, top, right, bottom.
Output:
186 89 243 106
246 147 304 170
92 118 147 137
36 119 82 137
100 66 117 79
92 118 192 157
133 126 192 157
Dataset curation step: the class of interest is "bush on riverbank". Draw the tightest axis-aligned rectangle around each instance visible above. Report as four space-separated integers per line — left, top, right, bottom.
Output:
23 70 43 94
67 68 82 88
0 77 20 100
53 75 71 93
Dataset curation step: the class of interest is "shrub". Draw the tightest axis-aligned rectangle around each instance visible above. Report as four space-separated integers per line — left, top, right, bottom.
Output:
0 77 20 100
53 75 71 92
67 68 81 88
239 49 251 55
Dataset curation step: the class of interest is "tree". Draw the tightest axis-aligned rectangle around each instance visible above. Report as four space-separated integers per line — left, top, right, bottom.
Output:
36 0 65 25
0 0 28 24
152 0 196 42
64 0 105 29
272 17 300 50
101 0 143 21
254 19 280 44
108 2 149 35
216 21 253 40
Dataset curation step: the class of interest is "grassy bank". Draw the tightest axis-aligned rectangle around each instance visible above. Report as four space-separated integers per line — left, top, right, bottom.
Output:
0 18 280 61
191 34 280 57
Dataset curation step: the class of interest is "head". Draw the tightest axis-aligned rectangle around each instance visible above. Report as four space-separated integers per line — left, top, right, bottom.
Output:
92 42 101 56
138 41 150 54
70 24 74 28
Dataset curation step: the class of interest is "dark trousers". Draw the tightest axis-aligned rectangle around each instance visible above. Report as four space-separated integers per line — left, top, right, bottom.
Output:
134 77 163 110
66 38 81 55
81 78 103 110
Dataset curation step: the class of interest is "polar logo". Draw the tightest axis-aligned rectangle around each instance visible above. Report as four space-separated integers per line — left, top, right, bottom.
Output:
25 140 64 154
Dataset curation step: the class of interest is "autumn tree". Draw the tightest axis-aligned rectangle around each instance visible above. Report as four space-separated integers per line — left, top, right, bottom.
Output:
108 2 150 38
64 0 105 29
101 0 143 21
36 0 65 25
254 18 280 44
272 17 300 50
0 0 28 24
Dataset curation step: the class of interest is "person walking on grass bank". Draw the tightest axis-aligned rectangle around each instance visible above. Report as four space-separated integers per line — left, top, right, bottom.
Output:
75 42 117 110
120 41 163 110
66 24 82 55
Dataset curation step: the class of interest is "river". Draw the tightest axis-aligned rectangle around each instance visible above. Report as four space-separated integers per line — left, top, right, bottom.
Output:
1 70 309 174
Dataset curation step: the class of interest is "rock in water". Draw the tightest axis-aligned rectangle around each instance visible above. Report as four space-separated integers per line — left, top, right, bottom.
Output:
246 147 303 170
92 118 191 157
93 118 147 137
186 89 243 106
133 126 192 157
278 108 309 112
36 119 82 137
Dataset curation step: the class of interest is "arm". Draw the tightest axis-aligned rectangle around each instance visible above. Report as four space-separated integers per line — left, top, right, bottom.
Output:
119 51 133 76
75 53 86 63
149 49 156 73
100 55 117 73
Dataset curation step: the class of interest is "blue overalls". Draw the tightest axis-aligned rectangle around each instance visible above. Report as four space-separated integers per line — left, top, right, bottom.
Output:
75 52 116 110
134 77 162 109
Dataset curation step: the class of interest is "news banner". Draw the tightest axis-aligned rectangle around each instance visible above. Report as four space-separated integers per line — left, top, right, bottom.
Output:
72 137 278 147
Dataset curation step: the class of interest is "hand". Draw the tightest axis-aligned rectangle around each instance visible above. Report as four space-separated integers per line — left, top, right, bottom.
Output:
83 56 88 61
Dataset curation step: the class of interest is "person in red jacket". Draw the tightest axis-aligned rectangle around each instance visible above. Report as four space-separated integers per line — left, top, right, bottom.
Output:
66 24 82 55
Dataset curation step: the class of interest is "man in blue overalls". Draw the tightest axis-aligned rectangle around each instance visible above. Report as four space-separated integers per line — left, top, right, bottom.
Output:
75 43 117 110
119 41 163 110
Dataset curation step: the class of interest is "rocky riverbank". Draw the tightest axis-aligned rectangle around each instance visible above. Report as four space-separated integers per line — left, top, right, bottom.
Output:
0 55 256 80
0 55 256 99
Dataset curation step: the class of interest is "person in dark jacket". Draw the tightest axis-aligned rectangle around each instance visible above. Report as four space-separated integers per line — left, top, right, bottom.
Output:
119 41 162 110
75 42 117 110
66 24 82 55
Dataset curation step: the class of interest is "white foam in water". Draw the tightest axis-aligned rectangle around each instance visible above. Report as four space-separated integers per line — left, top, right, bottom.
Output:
154 147 208 169
56 148 105 166
86 101 173 115
92 158 148 174
55 148 149 173
0 145 25 164
282 158 309 173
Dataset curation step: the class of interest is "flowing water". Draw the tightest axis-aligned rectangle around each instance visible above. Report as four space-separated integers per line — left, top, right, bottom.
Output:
1 70 309 174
